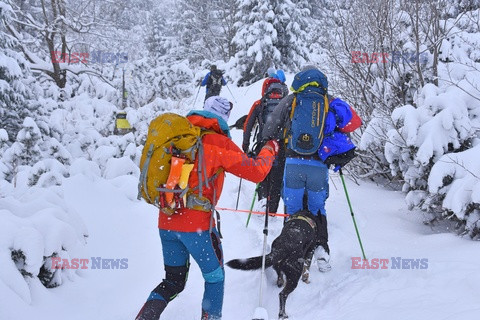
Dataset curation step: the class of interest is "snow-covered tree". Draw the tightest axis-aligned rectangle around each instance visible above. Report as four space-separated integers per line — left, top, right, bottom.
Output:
213 0 241 60
0 2 35 142
144 2 177 59
383 6 480 237
321 0 438 180
273 0 310 70
128 58 195 107
233 0 281 85
13 117 43 166
0 129 8 180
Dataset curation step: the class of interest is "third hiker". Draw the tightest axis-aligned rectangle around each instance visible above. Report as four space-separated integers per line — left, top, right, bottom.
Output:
200 65 227 101
242 68 289 214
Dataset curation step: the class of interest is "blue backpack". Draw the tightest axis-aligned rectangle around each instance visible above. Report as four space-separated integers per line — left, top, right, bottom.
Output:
286 69 329 155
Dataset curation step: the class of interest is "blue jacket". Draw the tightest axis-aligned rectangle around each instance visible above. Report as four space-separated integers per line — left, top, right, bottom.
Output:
319 98 356 161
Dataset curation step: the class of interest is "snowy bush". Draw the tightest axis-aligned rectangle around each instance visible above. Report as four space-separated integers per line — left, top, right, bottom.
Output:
355 7 480 238
69 158 101 179
384 81 480 237
27 159 69 188
425 143 480 237
103 157 139 179
0 187 88 302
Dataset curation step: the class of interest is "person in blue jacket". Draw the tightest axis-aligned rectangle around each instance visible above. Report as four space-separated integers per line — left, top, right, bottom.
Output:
200 65 227 101
262 66 361 274
318 98 359 169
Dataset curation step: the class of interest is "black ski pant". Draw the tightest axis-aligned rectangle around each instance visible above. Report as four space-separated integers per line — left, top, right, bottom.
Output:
314 213 329 255
257 147 285 214
204 89 221 102
301 213 329 268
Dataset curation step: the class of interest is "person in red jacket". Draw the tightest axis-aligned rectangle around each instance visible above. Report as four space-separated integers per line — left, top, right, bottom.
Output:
136 96 279 320
242 70 288 214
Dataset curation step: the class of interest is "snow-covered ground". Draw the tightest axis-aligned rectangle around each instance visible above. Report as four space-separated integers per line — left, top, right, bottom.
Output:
1 81 480 320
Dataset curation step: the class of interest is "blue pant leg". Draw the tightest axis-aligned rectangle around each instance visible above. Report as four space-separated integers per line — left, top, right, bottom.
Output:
145 230 190 303
160 229 190 266
180 228 224 319
283 161 306 215
306 161 329 216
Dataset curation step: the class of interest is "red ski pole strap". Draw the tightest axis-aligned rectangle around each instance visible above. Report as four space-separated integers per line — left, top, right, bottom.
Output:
215 207 288 217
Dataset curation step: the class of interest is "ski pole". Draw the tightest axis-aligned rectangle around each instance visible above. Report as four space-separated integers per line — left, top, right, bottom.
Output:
255 176 271 320
225 84 237 103
243 82 256 96
246 184 259 227
235 178 243 210
193 85 201 107
339 168 366 260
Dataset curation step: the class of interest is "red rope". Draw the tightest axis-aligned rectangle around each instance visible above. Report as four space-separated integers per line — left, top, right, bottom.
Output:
215 207 288 217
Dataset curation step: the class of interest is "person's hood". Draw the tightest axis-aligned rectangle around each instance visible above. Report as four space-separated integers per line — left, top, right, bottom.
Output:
262 78 281 96
187 110 231 138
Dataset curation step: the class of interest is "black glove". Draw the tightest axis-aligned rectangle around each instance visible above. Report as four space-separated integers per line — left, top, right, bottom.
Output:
247 151 257 158
324 149 356 168
233 115 247 130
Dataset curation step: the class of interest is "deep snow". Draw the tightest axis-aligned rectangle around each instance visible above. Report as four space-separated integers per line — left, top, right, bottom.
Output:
1 79 480 320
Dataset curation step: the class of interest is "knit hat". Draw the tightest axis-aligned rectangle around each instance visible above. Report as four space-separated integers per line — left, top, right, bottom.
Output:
267 67 277 78
276 69 286 83
203 96 232 122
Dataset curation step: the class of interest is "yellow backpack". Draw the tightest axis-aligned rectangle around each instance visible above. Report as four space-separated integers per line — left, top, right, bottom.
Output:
137 113 201 207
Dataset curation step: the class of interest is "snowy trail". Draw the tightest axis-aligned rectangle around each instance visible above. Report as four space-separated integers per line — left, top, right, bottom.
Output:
2 82 480 320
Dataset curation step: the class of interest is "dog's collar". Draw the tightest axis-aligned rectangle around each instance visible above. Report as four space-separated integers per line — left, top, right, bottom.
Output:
290 215 316 231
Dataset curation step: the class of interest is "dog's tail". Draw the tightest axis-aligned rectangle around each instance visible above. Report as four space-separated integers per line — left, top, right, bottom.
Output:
226 254 272 270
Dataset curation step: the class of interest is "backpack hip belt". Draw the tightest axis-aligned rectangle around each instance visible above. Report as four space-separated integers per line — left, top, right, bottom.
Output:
157 168 222 215
156 190 213 214
185 193 214 212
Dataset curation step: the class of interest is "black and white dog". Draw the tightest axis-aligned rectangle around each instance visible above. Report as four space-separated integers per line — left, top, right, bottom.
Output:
227 210 319 319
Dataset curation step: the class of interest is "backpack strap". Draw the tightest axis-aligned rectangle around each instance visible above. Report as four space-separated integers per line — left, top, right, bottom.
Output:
283 95 297 145
138 143 155 203
196 130 217 197
318 94 330 141
186 131 224 212
289 95 298 119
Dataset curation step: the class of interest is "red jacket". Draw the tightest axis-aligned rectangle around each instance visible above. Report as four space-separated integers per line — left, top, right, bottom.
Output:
158 114 276 232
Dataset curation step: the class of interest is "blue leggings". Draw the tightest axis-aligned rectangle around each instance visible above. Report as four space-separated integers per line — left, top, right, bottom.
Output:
149 228 224 319
283 157 329 216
